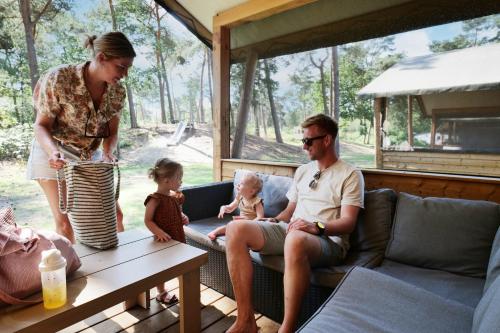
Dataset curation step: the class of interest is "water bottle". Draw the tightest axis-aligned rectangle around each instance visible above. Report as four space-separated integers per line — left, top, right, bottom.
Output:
39 249 67 309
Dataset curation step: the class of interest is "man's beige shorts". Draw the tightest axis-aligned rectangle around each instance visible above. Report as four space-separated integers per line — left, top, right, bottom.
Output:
254 220 343 267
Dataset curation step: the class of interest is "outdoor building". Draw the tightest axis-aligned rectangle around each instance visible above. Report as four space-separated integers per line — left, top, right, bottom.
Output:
359 43 500 177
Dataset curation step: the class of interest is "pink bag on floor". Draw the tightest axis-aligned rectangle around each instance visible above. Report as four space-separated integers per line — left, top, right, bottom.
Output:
0 206 81 306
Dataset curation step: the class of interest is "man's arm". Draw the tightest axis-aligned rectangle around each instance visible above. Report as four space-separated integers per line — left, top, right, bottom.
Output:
272 201 296 223
287 204 360 235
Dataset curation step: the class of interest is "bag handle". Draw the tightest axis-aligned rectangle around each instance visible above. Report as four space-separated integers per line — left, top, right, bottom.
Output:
56 168 72 214
114 163 120 201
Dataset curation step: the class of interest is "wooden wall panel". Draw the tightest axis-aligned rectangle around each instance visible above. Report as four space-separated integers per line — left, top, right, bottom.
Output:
382 151 500 177
221 159 500 203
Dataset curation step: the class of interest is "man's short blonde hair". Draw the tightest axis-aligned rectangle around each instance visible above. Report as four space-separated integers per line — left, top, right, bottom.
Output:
301 114 338 139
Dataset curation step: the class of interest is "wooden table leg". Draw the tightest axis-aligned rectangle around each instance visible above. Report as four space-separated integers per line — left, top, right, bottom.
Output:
123 290 151 310
179 268 200 333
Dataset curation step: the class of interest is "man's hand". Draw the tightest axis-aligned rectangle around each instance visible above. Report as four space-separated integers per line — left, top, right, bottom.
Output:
287 218 318 234
48 151 66 169
181 213 189 225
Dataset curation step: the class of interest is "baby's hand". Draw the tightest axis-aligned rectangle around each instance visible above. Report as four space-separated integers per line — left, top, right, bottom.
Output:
155 230 171 242
218 205 226 219
181 213 189 225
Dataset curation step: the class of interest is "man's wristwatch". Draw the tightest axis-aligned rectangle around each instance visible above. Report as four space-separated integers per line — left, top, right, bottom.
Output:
314 221 326 236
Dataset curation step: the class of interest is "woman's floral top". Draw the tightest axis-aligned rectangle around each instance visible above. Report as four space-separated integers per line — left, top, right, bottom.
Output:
33 62 126 159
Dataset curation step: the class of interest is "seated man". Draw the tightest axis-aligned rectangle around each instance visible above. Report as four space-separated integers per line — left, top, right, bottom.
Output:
225 114 365 333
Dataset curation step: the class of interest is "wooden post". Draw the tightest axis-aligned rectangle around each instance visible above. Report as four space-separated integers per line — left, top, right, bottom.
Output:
374 97 385 169
407 95 413 147
212 25 230 181
430 112 436 147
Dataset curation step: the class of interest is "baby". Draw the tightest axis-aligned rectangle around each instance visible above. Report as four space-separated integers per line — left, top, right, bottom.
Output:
208 172 264 240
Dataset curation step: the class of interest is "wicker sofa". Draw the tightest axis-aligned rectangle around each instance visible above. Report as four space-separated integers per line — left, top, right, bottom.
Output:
182 169 397 326
183 169 500 331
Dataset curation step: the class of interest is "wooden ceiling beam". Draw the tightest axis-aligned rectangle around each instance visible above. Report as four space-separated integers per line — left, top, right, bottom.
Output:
213 0 317 29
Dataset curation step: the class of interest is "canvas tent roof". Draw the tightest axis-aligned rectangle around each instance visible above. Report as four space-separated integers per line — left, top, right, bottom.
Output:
358 43 500 98
156 0 500 61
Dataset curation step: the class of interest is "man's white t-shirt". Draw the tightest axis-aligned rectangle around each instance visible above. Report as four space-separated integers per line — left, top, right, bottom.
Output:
286 159 364 256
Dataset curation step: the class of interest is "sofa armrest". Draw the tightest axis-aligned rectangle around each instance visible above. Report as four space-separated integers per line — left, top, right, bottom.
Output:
182 180 234 220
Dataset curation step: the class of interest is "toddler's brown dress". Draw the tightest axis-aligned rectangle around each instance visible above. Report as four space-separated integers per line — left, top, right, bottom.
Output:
144 192 186 243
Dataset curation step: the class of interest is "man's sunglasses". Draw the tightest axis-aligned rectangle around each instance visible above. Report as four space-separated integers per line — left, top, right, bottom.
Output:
309 170 321 189
301 135 327 146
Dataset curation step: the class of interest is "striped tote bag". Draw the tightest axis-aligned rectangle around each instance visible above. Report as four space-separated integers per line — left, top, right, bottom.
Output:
57 161 120 249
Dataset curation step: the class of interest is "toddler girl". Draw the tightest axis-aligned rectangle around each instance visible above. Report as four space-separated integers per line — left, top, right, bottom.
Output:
144 158 189 304
208 172 264 240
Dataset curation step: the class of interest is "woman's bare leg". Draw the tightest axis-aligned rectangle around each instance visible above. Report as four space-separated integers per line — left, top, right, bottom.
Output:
37 179 75 243
116 201 124 232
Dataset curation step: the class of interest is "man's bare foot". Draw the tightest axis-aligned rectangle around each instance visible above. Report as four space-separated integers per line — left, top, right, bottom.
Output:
208 231 217 240
226 318 258 333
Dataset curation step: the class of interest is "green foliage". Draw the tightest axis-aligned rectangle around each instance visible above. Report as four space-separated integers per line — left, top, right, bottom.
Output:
430 15 499 52
0 123 34 159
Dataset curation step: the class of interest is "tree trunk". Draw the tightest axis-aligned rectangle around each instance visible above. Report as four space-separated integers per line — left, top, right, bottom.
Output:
19 0 40 92
263 59 283 143
159 51 174 123
252 95 260 137
108 0 137 128
330 46 340 153
207 48 214 121
155 3 167 123
126 83 138 128
231 51 258 158
108 0 117 30
199 49 206 123
260 104 268 138
309 52 329 115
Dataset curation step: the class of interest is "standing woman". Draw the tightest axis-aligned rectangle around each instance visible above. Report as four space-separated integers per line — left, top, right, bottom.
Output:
27 32 136 243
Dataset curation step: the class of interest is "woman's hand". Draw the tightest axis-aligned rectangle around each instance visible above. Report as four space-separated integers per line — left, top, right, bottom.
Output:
48 151 66 169
181 213 189 225
102 151 118 163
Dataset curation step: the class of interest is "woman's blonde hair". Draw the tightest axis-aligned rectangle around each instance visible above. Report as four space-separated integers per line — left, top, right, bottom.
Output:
148 158 183 183
84 31 136 59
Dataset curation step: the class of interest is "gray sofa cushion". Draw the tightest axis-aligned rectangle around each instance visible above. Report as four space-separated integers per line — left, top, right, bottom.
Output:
472 276 500 333
350 188 396 254
233 169 293 217
375 259 485 308
484 226 500 292
386 192 500 278
298 267 473 333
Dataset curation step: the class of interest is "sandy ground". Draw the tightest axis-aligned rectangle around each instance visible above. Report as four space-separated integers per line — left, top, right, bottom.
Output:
121 128 213 165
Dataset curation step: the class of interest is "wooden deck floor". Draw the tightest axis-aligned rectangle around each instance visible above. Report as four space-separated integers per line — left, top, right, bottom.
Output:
57 279 280 333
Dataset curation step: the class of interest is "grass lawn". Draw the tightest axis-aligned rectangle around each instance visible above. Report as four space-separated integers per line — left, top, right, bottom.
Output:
0 161 213 231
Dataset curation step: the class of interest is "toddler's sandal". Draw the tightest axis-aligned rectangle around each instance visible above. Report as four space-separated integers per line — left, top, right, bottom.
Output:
156 291 178 305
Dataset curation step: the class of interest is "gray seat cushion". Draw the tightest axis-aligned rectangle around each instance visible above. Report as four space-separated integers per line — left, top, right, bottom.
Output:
375 259 485 308
484 226 500 292
298 267 473 333
472 276 500 333
233 169 293 217
386 192 500 278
